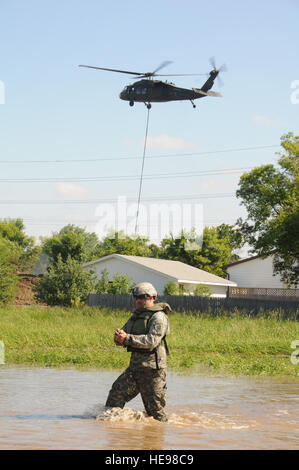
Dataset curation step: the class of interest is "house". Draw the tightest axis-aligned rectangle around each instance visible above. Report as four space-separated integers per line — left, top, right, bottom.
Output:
226 255 288 289
82 254 237 298
225 255 298 300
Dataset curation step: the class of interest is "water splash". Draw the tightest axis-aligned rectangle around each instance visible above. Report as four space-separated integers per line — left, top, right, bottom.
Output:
96 407 155 423
94 406 256 430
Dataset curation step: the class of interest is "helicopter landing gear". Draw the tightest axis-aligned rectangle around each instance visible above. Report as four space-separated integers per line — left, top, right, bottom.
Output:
144 102 152 109
190 100 196 108
129 101 134 107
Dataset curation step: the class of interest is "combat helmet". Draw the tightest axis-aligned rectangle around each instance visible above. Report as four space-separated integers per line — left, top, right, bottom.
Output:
132 282 157 298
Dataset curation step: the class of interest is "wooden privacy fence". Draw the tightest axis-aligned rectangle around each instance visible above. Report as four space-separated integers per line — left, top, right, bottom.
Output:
88 293 299 317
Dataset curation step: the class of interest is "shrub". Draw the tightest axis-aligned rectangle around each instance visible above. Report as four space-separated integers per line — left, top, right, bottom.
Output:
163 282 180 295
0 237 20 305
96 268 135 294
194 284 212 297
0 263 18 305
34 254 97 306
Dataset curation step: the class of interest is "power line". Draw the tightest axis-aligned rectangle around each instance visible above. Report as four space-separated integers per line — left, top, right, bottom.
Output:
21 215 237 224
0 145 279 164
0 192 234 204
22 219 238 226
0 167 253 183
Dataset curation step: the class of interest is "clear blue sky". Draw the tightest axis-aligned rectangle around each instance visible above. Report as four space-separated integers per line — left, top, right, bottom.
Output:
0 0 298 246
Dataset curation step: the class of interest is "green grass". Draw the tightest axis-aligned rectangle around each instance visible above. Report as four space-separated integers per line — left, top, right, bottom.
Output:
0 305 298 378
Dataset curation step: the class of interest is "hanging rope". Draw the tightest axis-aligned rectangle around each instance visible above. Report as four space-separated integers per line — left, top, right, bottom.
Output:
135 107 151 234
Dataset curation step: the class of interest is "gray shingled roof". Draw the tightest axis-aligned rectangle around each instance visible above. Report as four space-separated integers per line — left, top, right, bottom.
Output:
83 254 236 286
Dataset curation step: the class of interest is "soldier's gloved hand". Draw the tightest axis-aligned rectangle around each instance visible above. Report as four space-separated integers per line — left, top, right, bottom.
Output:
114 329 127 345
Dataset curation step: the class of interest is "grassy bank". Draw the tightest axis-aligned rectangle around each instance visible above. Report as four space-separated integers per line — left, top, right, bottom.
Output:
0 305 298 378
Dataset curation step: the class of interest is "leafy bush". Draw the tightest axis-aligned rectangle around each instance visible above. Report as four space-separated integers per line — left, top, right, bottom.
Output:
96 268 135 294
163 281 180 295
34 254 97 306
0 237 21 305
0 263 18 305
163 282 212 297
194 284 212 297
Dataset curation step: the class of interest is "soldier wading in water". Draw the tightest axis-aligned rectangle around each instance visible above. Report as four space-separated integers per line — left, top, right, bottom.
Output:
105 282 171 422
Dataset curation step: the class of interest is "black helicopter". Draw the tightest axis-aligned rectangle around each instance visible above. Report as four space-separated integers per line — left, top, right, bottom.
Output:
79 58 226 109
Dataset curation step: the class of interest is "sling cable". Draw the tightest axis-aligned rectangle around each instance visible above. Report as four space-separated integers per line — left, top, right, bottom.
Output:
135 107 150 234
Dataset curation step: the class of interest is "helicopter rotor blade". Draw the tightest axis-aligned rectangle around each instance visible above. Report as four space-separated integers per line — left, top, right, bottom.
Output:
209 57 227 73
209 56 217 70
79 61 223 82
152 60 173 75
78 65 145 76
219 63 227 73
133 61 174 79
154 73 208 77
132 72 208 79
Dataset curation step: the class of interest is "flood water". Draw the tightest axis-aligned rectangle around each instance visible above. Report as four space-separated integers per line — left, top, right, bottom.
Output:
0 366 298 450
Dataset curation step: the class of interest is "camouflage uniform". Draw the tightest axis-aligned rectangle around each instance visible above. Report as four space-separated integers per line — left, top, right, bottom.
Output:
105 302 170 422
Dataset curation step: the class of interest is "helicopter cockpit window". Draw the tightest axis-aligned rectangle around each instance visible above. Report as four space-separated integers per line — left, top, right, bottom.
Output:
136 86 147 95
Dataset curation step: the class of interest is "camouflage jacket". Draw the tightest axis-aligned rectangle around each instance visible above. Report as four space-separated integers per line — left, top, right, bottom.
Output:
121 303 170 371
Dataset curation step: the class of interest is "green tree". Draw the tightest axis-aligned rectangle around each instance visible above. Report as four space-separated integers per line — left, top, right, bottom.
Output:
34 254 97 306
95 231 159 258
160 227 235 277
148 243 164 258
0 237 21 305
236 132 299 286
41 224 99 265
197 227 233 277
216 224 242 262
160 230 195 265
0 218 40 271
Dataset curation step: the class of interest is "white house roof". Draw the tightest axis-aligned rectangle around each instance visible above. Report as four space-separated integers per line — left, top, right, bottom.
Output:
83 254 237 287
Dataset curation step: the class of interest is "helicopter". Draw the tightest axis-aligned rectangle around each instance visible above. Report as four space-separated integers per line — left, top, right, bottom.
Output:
79 58 226 109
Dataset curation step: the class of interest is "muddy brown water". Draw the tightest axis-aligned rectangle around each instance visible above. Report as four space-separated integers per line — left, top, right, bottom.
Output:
0 366 298 449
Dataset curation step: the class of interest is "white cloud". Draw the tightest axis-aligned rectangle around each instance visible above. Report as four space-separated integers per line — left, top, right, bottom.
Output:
253 114 283 128
55 183 89 198
146 134 196 151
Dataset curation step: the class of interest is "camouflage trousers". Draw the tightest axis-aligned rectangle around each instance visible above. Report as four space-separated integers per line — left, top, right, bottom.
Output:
105 367 167 422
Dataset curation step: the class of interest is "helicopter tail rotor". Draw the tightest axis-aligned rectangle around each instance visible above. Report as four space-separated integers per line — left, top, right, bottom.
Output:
209 57 227 87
